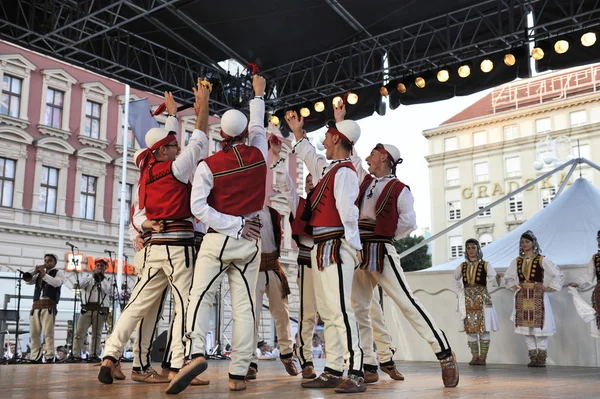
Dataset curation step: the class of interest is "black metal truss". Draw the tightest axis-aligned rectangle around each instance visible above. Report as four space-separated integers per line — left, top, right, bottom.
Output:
0 0 598 115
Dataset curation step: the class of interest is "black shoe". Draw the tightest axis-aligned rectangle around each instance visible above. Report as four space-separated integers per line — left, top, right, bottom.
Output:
45 357 56 364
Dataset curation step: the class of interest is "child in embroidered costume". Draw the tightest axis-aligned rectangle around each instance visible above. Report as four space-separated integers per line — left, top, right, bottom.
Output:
568 230 600 338
504 230 563 367
452 238 500 366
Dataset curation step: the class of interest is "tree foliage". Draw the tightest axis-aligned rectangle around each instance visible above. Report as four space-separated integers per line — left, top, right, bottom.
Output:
393 235 432 272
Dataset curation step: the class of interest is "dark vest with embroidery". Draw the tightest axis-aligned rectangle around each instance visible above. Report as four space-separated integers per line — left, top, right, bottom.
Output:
594 254 600 281
460 260 488 287
517 255 544 283
33 269 61 303
266 206 282 257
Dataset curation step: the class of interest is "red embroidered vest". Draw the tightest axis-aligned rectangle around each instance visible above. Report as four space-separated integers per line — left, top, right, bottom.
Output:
204 145 267 216
143 161 192 220
307 162 356 227
356 175 406 238
290 197 311 246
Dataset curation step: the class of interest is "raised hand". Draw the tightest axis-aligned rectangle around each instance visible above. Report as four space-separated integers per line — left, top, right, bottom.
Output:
164 91 177 116
253 75 266 97
193 77 210 133
334 98 346 122
285 110 304 140
135 234 144 252
269 134 282 160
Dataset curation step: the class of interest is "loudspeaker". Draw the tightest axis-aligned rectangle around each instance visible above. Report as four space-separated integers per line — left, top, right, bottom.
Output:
150 330 168 363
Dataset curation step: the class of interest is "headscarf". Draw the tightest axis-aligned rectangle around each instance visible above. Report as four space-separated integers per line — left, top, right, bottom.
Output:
520 230 541 256
220 127 248 152
464 238 483 261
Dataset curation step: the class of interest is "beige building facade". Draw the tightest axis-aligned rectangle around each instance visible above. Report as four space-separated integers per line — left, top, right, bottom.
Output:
424 64 600 266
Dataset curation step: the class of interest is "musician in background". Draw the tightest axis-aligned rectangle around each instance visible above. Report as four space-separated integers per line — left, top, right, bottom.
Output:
73 258 112 360
25 254 64 363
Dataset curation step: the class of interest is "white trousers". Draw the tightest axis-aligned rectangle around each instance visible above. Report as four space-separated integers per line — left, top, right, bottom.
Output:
312 239 363 375
295 264 317 368
74 309 107 357
30 307 56 360
466 332 490 343
254 270 293 356
184 233 260 379
104 244 194 370
369 286 395 365
524 335 548 350
351 244 451 361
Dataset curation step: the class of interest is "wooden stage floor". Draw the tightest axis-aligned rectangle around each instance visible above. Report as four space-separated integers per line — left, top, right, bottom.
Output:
2 358 600 399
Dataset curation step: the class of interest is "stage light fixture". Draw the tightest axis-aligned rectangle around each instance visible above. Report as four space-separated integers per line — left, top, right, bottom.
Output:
415 77 426 89
581 32 596 47
332 96 343 106
300 107 310 118
379 87 389 97
314 101 325 112
458 64 471 78
531 47 544 60
480 59 493 73
397 83 407 94
347 92 359 104
554 40 569 54
437 69 449 83
270 115 280 126
504 53 516 66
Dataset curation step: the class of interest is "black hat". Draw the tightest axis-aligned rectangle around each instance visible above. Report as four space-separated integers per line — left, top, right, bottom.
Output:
257 340 266 348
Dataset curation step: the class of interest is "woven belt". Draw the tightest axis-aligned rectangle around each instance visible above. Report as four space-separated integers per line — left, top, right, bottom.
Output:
297 243 312 267
147 220 195 246
358 220 393 244
82 302 107 312
312 227 344 244
260 252 280 272
32 299 57 309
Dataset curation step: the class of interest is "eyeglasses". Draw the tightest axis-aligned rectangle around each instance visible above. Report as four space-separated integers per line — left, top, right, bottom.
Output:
164 143 180 149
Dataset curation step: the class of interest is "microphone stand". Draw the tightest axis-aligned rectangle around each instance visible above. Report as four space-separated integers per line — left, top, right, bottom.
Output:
7 271 26 364
67 243 81 361
105 251 120 331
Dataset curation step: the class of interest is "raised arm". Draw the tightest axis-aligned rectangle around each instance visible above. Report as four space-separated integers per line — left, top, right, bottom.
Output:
270 136 300 216
286 110 328 181
248 75 267 160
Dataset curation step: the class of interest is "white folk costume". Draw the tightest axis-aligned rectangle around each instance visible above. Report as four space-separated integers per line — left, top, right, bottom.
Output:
26 255 64 362
571 231 600 338
250 205 298 376
177 98 267 391
274 162 318 377
294 120 365 392
73 260 112 358
452 239 499 365
351 143 458 387
504 230 563 367
99 115 208 385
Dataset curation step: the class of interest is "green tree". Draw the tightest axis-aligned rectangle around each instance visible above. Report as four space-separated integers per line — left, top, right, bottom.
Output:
393 235 432 272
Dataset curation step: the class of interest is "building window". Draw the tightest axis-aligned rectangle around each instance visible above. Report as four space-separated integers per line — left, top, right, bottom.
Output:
570 110 587 127
535 118 551 134
508 195 523 213
473 131 487 146
448 201 461 221
477 197 491 217
474 162 489 182
117 182 133 224
444 137 458 152
0 157 16 208
479 233 493 247
449 236 463 259
84 100 101 139
503 125 519 141
505 156 521 177
39 166 59 214
446 167 459 186
80 174 97 220
44 88 64 128
541 187 556 208
184 130 193 146
573 143 590 159
1 75 22 118
212 139 222 154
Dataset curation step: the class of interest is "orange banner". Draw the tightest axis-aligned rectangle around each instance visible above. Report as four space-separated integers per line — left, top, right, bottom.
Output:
65 252 137 275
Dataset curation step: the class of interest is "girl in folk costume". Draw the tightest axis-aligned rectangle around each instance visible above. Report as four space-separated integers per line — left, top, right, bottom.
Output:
504 230 563 367
568 230 600 338
452 238 500 366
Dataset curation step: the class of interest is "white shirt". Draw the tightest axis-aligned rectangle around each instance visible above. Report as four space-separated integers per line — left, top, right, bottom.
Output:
452 260 498 295
190 98 267 239
26 268 65 299
351 154 417 241
293 139 361 251
257 206 277 253
80 274 112 306
273 161 314 247
577 254 599 290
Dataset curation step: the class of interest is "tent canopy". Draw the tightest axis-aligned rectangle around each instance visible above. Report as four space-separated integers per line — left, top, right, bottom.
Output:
426 178 600 272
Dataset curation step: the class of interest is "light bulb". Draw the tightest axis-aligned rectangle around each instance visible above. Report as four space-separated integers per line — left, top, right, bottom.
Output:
415 77 426 88
531 47 544 60
581 32 596 47
397 83 407 93
458 65 471 78
554 40 569 54
347 92 359 104
480 59 493 73
437 70 449 82
314 101 325 112
504 53 516 66
269 115 280 126
300 107 310 118
332 96 343 107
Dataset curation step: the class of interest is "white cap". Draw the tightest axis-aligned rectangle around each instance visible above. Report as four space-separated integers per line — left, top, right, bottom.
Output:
133 149 145 169
381 144 402 164
145 127 171 148
336 120 361 145
221 109 248 137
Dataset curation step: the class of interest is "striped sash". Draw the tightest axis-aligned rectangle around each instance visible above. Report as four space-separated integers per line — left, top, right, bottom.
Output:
313 227 344 270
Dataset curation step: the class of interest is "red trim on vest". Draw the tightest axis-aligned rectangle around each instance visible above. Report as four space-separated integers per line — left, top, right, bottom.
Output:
204 145 266 216
290 197 311 246
267 206 282 256
357 175 406 238
143 160 192 220
308 162 356 227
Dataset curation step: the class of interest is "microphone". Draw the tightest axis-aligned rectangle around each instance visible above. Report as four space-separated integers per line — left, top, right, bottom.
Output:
65 241 77 248
104 250 115 255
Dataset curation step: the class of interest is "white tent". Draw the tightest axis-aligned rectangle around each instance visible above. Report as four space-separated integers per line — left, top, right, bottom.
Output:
383 178 600 366
428 178 600 272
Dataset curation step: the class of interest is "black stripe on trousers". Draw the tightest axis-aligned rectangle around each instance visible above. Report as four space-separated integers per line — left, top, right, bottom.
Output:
188 237 229 356
137 285 169 369
123 266 162 313
166 245 190 358
386 254 450 355
296 265 307 366
148 286 169 368
336 263 363 373
231 239 260 332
